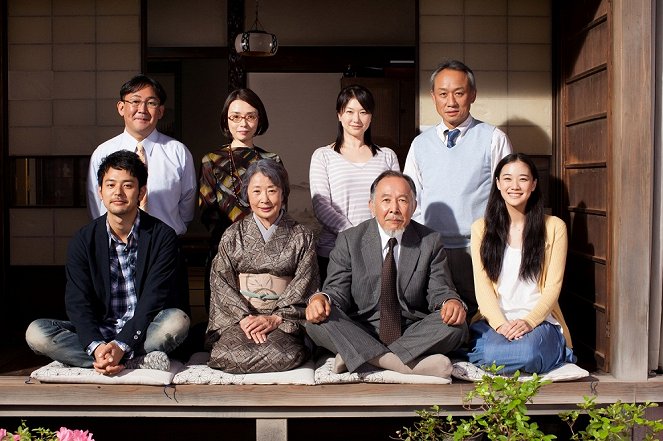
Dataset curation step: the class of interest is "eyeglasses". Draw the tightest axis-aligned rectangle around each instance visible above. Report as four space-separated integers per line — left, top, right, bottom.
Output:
122 99 161 109
228 114 258 123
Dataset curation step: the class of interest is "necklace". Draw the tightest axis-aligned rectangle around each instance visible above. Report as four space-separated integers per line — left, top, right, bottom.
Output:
227 145 242 198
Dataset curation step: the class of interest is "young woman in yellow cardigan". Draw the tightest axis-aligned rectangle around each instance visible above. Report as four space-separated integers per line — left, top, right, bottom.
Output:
467 153 575 374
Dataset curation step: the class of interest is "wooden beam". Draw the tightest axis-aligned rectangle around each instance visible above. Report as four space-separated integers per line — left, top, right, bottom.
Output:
146 46 415 73
2 375 663 418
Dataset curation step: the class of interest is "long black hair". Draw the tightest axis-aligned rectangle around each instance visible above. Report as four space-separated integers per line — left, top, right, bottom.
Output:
332 85 379 155
480 153 545 282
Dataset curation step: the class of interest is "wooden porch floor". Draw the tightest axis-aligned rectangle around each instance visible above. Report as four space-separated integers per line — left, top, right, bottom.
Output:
2 341 662 441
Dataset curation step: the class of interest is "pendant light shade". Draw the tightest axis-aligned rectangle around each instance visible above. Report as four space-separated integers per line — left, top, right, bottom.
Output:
234 30 278 57
234 0 278 57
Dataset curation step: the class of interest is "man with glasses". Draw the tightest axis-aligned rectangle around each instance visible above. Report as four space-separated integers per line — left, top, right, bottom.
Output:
87 75 197 324
87 74 196 237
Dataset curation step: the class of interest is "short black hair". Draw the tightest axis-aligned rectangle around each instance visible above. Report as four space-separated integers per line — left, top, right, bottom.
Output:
119 74 167 105
369 170 417 201
97 150 148 188
220 88 269 139
241 159 289 205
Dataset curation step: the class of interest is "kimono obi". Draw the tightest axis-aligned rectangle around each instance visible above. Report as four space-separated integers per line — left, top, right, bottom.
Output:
239 273 292 311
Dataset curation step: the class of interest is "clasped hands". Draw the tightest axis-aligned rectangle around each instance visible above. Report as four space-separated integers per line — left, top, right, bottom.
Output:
93 341 125 375
240 314 283 344
305 293 466 326
496 319 533 341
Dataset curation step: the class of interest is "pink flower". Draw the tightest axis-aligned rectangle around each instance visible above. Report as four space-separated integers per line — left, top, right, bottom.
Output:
56 427 95 441
0 428 6 438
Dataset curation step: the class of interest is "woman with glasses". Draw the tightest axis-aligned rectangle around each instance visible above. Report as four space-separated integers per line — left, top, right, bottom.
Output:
199 89 281 311
467 153 575 374
309 85 400 283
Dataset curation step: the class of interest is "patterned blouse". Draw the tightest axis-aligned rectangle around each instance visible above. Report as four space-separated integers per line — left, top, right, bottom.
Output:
198 145 281 244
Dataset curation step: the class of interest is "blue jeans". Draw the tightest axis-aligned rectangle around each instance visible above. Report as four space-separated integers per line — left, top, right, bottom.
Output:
467 320 575 374
25 308 190 368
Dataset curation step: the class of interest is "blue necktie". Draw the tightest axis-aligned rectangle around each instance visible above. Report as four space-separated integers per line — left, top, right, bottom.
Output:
446 129 460 148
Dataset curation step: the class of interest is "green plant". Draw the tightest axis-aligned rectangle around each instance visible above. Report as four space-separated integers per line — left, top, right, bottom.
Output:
394 364 556 441
560 396 663 440
395 365 663 441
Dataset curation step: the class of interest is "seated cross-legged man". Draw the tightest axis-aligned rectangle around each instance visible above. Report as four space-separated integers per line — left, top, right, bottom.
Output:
26 150 190 375
305 171 469 379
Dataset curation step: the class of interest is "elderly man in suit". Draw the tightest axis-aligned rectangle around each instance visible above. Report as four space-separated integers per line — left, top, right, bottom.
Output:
26 150 189 375
305 170 468 378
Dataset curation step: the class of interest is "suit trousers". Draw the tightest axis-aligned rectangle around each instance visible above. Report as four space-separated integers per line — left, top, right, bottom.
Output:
305 307 468 372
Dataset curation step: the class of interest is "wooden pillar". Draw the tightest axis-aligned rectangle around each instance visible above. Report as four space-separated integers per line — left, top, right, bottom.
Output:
255 419 287 441
610 0 654 380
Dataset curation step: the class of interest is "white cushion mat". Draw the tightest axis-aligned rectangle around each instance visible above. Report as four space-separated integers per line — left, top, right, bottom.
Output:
313 356 451 384
451 361 590 382
30 359 183 385
172 352 316 385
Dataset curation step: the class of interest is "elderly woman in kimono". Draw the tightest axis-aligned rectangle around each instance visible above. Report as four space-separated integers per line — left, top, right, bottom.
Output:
205 159 319 373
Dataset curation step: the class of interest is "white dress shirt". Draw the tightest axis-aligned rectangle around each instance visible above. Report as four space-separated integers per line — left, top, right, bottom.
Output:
87 129 196 235
375 219 405 267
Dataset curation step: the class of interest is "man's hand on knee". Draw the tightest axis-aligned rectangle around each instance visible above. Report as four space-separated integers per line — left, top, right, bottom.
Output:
306 293 331 323
440 299 466 325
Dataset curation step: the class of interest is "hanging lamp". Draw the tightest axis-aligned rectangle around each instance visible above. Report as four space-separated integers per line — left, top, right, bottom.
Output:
234 0 278 57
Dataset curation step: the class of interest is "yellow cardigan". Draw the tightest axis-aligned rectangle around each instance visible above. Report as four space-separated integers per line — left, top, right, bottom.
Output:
470 215 573 348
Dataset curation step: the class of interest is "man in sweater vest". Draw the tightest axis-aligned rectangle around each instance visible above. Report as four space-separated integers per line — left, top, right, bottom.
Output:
403 60 512 318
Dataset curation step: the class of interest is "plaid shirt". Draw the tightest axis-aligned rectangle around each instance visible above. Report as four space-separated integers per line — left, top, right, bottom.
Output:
98 213 141 344
198 145 281 231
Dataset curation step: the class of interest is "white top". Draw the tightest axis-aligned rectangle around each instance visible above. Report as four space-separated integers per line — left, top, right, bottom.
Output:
309 145 400 257
87 129 197 236
497 245 558 325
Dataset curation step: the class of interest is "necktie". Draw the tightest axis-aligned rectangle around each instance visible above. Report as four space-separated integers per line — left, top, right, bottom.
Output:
135 143 148 210
446 128 461 148
379 237 400 345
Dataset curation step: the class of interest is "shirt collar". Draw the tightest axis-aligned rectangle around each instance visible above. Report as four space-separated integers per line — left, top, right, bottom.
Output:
375 218 404 250
436 115 474 141
107 210 141 246
122 129 159 155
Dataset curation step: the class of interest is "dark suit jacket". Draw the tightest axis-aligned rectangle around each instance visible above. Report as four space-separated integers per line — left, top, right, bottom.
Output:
65 210 179 351
323 218 461 330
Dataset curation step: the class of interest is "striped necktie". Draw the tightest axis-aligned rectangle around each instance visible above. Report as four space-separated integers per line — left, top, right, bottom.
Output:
446 128 461 148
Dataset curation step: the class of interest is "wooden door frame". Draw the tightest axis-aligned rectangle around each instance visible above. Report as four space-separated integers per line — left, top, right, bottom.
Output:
0 0 8 309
